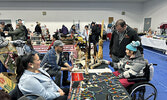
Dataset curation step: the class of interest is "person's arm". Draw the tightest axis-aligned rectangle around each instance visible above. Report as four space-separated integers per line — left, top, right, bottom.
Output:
109 58 124 70
51 79 65 95
64 62 73 71
19 77 61 99
60 67 69 71
8 29 22 35
109 31 115 58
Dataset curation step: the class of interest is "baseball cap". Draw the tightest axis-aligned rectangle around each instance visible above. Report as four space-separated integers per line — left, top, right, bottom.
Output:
53 40 64 47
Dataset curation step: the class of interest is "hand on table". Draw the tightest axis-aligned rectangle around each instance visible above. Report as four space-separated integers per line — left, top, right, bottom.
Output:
68 66 73 71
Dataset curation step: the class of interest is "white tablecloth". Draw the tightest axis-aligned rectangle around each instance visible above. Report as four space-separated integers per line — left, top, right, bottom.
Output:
72 67 112 73
141 36 167 50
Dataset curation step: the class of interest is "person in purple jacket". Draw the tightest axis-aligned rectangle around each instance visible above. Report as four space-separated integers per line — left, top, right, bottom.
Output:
61 25 69 35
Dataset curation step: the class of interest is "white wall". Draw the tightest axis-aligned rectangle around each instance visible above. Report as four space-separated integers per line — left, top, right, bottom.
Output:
143 0 167 34
0 1 143 35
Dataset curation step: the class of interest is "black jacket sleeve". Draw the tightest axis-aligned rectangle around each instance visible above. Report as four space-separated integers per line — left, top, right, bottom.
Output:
109 31 115 55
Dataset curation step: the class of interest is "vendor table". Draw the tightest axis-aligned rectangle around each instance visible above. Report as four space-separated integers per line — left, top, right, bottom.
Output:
141 36 167 51
68 64 131 100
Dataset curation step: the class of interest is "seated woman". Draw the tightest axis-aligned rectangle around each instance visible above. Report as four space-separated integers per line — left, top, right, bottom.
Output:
16 53 69 100
23 39 39 54
110 41 146 87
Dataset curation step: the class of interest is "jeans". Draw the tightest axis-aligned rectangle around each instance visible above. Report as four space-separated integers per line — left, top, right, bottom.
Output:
47 69 61 87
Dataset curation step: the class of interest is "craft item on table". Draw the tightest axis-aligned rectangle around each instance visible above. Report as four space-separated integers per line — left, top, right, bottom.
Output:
69 72 130 100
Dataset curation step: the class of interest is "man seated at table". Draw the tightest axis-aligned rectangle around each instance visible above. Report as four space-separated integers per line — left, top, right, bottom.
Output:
109 41 146 87
41 40 73 87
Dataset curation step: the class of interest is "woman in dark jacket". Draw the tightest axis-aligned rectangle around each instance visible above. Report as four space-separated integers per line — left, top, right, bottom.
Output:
35 22 42 35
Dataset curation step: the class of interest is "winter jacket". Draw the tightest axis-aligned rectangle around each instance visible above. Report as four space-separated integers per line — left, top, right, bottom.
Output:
61 25 68 35
8 26 26 41
35 25 42 34
109 25 143 58
113 50 146 78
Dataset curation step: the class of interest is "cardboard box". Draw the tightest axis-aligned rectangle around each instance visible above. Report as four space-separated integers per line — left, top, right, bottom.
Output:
0 72 16 93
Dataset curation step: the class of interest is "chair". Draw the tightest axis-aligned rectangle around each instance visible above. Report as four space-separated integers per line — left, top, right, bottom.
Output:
18 94 45 100
127 63 157 100
9 85 23 100
9 85 45 100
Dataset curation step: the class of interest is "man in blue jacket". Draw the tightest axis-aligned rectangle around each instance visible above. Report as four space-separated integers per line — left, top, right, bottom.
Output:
41 40 73 86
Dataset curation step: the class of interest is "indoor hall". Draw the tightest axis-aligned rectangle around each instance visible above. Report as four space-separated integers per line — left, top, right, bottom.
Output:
0 0 167 100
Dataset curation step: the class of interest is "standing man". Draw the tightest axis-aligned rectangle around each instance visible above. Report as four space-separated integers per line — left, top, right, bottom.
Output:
40 40 72 86
35 22 42 35
5 24 26 41
18 19 28 40
109 19 143 64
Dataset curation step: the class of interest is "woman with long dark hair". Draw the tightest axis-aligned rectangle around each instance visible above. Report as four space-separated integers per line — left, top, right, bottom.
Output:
16 53 69 100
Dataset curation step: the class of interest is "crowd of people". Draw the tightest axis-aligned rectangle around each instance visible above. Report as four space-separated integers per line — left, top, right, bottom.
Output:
0 19 146 100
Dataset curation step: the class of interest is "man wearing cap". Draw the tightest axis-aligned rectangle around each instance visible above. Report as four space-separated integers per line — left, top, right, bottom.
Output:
41 40 72 86
109 41 146 87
